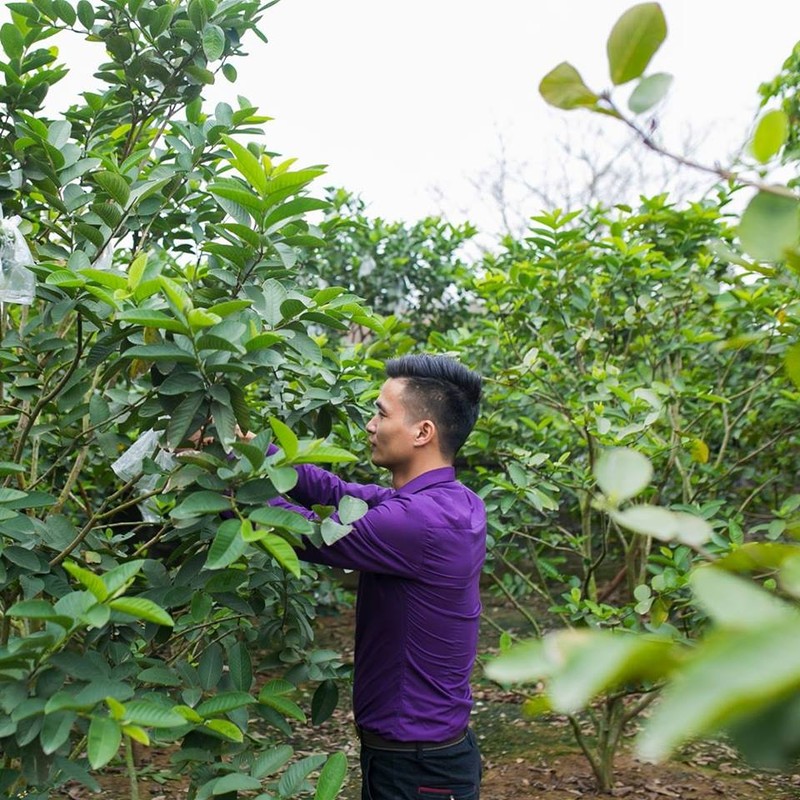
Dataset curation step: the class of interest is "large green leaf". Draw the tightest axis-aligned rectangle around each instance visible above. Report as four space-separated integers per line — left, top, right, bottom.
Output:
205 518 248 570
227 640 253 692
222 135 267 195
250 744 293 778
610 506 712 546
202 23 225 61
87 716 121 769
63 561 108 601
787 343 800 389
751 109 789 164
269 416 298 459
249 505 314 535
212 774 262 795
196 691 255 718
311 680 339 726
109 597 174 626
637 618 800 761
123 701 187 728
40 710 76 755
594 447 652 505
690 567 798 629
260 532 301 578
607 2 667 85
539 62 599 110
315 751 347 800
277 754 326 797
738 191 800 262
6 600 74 629
172 491 231 520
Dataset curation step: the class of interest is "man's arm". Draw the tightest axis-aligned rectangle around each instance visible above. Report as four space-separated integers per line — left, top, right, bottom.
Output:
268 493 425 578
267 443 392 510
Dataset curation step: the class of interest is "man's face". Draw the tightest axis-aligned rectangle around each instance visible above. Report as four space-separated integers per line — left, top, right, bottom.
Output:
365 378 421 470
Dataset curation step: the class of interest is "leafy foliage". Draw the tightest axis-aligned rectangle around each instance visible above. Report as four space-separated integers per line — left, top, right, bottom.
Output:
0 0 367 794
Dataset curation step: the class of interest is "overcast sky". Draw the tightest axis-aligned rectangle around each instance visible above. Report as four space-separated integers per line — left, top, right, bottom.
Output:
46 1 800 230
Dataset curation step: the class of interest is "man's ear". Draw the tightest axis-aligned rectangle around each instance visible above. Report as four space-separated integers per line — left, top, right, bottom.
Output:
414 419 436 447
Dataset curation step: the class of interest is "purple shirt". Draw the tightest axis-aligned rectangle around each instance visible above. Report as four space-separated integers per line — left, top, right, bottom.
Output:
268 457 487 742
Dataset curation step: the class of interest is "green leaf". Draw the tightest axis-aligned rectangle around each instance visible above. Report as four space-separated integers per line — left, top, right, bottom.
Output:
338 495 368 526
594 447 653 505
607 2 667 85
637 618 800 761
690 567 798 629
786 343 800 389
172 491 231 520
484 639 552 684
204 718 243 741
53 0 75 24
205 518 248 570
159 274 192 314
109 597 174 626
227 640 253 692
40 710 76 755
259 693 306 723
315 751 347 800
202 23 225 60
196 692 255 718
123 701 186 728
751 109 789 164
166 391 206 448
63 561 108 601
293 443 358 465
628 72 672 113
6 599 74 629
310 680 338 726
87 716 121 769
738 190 800 262
261 532 301 578
149 3 172 35
610 506 712 546
212 774 261 795
269 417 298 459
539 62 599 110
123 343 195 364
1 23 24 60
278 754 326 797
199 643 224 691
104 560 145 597
222 135 268 195
249 506 314 536
118 309 188 334
222 63 237 82
94 170 130 207
76 0 94 27
251 744 293 778
320 518 352 546
187 308 222 329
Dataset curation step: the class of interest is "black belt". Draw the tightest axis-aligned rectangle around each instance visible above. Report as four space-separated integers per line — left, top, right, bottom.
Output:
356 725 468 752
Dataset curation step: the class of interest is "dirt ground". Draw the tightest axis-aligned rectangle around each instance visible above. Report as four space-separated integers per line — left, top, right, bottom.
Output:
55 597 800 800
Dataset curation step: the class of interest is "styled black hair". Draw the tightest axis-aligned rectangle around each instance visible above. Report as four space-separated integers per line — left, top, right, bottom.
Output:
385 354 482 459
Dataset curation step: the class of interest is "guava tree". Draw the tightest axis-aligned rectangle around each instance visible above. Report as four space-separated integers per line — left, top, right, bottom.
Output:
486 1 800 787
0 0 377 797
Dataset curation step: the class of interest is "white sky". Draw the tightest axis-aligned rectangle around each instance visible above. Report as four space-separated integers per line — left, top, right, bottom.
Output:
36 1 800 230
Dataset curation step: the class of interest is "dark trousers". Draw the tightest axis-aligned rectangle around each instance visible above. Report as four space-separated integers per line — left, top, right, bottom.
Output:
359 729 481 800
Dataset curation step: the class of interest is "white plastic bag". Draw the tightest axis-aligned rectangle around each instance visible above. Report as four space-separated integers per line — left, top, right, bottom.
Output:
0 215 35 305
111 428 163 482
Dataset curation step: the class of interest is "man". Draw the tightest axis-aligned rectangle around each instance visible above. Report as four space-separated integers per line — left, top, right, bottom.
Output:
268 354 485 800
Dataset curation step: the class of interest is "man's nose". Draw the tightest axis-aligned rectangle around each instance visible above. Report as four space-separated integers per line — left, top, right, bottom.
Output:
366 416 377 433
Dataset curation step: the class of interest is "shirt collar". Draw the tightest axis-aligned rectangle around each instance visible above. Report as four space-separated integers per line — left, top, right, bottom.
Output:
395 466 456 495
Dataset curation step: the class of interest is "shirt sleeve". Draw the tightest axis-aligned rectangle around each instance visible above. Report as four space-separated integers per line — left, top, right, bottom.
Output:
268 493 426 578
